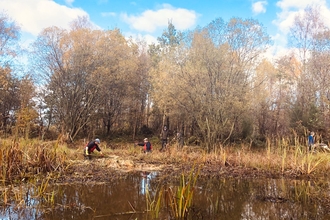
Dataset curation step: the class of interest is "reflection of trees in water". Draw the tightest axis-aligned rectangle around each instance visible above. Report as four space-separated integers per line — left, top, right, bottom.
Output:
2 176 330 219
191 178 330 220
40 175 149 219
189 178 250 219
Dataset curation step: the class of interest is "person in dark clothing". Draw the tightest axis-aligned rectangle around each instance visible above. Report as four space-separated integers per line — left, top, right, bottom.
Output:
160 125 168 151
84 138 103 159
136 138 152 153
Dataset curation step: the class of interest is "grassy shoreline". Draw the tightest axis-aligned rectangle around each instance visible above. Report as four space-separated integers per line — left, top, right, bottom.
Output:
1 138 330 184
1 137 330 215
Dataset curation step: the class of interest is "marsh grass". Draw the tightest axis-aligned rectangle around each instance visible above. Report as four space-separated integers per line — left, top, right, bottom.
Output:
146 165 200 219
281 146 287 174
1 136 330 212
305 153 327 175
145 184 162 219
0 138 70 208
96 136 330 179
110 138 330 178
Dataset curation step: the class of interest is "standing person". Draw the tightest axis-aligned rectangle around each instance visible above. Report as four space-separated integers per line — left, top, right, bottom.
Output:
84 138 103 159
136 138 152 153
160 125 169 151
308 132 315 151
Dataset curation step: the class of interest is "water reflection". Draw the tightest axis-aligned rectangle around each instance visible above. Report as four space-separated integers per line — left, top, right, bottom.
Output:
140 171 157 195
1 176 330 220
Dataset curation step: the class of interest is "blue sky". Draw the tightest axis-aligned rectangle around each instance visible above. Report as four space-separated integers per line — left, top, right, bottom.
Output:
1 0 330 58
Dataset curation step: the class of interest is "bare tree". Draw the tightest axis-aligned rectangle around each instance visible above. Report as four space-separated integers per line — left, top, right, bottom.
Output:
31 23 101 141
289 5 330 136
150 18 270 150
0 13 21 135
0 13 20 66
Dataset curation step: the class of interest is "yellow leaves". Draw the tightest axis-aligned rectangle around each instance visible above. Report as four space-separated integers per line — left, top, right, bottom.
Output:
14 106 38 139
0 67 11 90
19 76 35 108
254 59 276 99
16 107 38 126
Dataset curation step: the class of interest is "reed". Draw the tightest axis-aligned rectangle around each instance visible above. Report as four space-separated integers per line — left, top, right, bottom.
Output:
145 184 162 219
35 176 56 206
266 137 271 158
293 144 303 167
1 187 8 205
293 180 313 203
144 165 200 219
305 154 327 175
220 147 227 167
120 138 330 177
12 185 24 206
2 136 330 213
0 138 71 210
281 146 287 174
167 166 200 218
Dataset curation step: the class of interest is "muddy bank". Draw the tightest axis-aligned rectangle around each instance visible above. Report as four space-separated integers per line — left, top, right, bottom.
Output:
60 152 315 184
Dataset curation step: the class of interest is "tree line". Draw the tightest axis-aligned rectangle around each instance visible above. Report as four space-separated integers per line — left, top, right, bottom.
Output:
1 5 330 150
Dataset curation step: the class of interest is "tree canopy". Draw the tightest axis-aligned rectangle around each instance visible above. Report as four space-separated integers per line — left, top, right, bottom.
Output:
1 6 330 149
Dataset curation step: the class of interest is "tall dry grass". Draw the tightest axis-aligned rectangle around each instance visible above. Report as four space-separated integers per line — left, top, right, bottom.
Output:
0 138 73 184
145 165 200 219
117 137 330 177
1 136 330 210
0 137 76 208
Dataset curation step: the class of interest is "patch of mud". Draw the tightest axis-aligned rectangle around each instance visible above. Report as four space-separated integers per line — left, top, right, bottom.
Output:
58 153 303 184
62 155 166 183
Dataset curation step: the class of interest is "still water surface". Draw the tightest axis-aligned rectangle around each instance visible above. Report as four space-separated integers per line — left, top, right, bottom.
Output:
1 172 330 219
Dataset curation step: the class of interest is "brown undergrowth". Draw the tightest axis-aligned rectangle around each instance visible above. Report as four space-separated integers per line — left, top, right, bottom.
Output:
1 137 330 211
60 140 330 184
1 138 330 185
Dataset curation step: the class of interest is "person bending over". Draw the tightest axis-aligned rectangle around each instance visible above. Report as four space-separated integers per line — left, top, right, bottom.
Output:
84 138 103 159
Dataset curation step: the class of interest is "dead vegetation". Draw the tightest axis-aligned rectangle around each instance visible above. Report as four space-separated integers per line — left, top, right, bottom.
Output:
1 137 330 213
1 138 330 186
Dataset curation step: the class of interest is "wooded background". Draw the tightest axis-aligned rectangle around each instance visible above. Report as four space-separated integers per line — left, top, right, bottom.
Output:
1 6 330 150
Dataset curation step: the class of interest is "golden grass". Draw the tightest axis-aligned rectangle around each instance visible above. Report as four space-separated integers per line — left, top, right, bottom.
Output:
2 137 330 181
146 165 200 219
109 139 330 177
0 138 70 184
1 136 330 209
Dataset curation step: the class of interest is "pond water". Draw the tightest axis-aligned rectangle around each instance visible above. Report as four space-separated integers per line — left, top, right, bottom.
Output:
1 172 330 220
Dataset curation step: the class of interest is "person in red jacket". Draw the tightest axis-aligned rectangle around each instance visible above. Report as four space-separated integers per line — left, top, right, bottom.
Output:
84 138 103 159
135 138 152 153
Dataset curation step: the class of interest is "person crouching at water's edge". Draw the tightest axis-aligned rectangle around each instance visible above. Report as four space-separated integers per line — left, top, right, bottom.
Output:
136 138 152 153
84 138 102 159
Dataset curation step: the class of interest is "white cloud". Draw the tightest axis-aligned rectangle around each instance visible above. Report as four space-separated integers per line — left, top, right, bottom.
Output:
275 0 328 34
121 4 198 33
272 0 330 49
273 9 299 34
101 12 116 17
260 31 292 62
276 0 325 10
65 0 74 6
0 0 89 36
126 32 158 45
321 6 330 28
252 1 267 14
